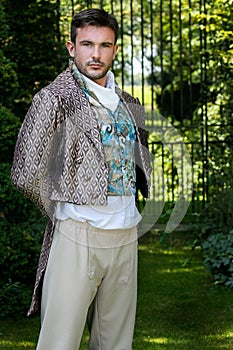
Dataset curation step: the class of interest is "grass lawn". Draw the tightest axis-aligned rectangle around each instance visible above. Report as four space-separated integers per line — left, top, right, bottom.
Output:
1 230 233 349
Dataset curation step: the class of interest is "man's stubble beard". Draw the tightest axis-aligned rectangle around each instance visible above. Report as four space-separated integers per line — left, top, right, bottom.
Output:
75 60 112 83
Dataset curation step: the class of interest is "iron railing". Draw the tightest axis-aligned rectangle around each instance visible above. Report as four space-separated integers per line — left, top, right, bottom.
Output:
59 0 232 219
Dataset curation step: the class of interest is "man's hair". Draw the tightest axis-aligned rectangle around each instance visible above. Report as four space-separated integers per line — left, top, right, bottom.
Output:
71 9 119 44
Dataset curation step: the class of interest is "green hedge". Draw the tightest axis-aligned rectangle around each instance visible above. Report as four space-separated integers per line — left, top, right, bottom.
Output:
197 189 233 287
0 162 46 318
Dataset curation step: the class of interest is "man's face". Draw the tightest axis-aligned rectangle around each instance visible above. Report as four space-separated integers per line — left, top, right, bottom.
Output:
66 25 118 86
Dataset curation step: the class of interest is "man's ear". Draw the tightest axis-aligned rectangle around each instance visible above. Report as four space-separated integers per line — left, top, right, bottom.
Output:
113 44 119 60
66 41 75 57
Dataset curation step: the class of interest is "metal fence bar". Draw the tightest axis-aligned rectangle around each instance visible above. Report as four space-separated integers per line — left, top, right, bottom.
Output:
169 0 174 122
62 0 231 217
130 0 134 96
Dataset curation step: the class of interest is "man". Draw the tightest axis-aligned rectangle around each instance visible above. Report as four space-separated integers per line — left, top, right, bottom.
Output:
12 8 150 350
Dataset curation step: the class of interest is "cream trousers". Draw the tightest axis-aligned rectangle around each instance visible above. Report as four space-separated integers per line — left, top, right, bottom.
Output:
36 219 138 350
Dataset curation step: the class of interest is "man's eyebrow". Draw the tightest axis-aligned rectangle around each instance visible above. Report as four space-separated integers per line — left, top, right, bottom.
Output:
79 39 93 43
102 41 114 46
79 39 114 46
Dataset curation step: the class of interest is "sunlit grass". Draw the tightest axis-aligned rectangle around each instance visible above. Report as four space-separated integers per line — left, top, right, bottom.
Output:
0 340 34 348
0 317 39 350
132 230 233 350
1 230 233 349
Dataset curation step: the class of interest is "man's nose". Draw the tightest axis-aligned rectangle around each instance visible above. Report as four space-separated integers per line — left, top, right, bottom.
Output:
92 45 101 60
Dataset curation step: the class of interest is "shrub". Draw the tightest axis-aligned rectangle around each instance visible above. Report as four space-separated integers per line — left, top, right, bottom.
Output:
0 217 45 318
0 162 46 318
0 218 43 284
202 231 233 287
197 188 233 287
0 104 21 162
0 281 32 319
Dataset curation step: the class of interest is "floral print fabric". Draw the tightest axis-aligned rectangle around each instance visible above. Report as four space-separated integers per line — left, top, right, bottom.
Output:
92 100 136 196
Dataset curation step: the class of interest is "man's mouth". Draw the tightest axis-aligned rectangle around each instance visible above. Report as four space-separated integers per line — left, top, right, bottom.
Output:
88 61 104 68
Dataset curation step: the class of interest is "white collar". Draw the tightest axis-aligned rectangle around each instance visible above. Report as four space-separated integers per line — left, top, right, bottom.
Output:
105 70 115 90
82 71 119 112
82 71 116 92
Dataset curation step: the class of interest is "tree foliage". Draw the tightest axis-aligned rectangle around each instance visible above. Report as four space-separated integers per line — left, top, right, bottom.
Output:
2 0 66 118
0 0 63 318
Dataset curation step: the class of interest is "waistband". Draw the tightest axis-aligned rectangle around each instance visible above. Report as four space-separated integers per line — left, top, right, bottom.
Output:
56 219 138 249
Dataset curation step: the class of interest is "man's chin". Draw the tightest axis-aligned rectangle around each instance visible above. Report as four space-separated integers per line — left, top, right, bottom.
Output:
84 70 108 84
87 69 105 80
